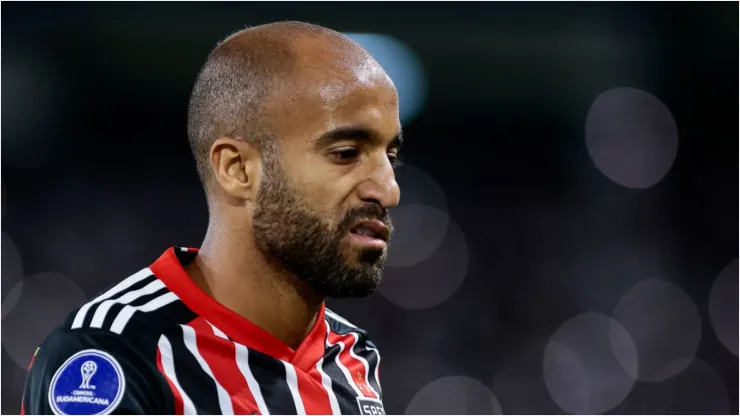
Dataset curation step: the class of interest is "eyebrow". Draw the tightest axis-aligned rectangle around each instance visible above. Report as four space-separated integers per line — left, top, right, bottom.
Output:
315 126 403 149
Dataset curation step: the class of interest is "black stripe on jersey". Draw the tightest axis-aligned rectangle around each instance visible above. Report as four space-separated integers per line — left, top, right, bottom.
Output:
248 349 298 415
136 298 198 335
74 275 158 329
321 337 360 414
168 325 221 415
352 336 382 399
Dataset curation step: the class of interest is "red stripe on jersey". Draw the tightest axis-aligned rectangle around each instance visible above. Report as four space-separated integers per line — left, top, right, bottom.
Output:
187 317 259 415
157 346 184 415
328 330 379 399
295 369 333 415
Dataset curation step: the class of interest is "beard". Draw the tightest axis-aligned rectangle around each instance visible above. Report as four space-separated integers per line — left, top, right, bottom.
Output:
252 155 393 298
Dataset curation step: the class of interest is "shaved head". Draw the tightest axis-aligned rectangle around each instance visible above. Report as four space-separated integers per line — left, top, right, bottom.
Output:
188 21 402 298
187 21 379 193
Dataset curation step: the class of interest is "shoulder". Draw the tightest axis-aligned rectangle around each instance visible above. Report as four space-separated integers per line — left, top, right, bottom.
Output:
324 308 385 399
24 326 173 415
324 307 380 350
22 267 198 414
324 307 365 334
61 267 197 340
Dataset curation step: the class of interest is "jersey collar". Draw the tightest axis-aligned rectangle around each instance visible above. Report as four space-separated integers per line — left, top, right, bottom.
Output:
150 246 328 373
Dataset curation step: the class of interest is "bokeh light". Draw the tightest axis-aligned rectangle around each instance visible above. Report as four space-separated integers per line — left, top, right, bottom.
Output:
708 258 738 356
379 352 455 415
2 233 24 319
612 278 701 382
633 359 730 414
379 210 469 309
344 33 427 125
491 339 562 414
2 272 87 369
386 163 449 268
405 376 502 415
657 359 730 414
392 164 449 213
543 312 636 414
585 87 678 189
386 204 450 269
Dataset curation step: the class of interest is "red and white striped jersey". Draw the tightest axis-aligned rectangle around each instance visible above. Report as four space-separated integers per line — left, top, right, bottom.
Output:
22 247 385 415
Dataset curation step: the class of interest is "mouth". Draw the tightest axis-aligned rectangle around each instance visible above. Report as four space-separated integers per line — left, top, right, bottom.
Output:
349 219 390 249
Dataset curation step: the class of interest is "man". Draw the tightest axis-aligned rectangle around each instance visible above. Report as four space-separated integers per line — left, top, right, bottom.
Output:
22 21 402 415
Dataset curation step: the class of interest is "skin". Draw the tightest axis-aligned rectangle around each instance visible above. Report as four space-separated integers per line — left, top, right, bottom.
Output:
184 23 402 349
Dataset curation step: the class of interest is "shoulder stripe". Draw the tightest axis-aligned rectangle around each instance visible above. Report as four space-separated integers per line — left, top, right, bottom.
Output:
71 268 153 329
181 325 234 415
157 335 197 415
110 292 179 334
89 279 165 329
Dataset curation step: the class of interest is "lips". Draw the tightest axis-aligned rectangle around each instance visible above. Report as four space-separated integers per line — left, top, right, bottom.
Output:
349 219 390 242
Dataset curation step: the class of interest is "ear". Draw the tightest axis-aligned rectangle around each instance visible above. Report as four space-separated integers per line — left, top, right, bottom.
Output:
209 137 261 201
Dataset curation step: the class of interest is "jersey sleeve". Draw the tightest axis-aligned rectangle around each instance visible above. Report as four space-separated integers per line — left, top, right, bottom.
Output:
22 328 172 415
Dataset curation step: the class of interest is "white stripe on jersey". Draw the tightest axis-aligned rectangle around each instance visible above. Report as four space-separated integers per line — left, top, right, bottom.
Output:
324 321 364 397
206 321 228 340
109 292 179 334
89 279 165 329
71 268 152 329
158 335 198 415
348 332 380 398
207 322 273 415
283 362 306 415
317 355 342 414
181 325 234 415
230 334 271 415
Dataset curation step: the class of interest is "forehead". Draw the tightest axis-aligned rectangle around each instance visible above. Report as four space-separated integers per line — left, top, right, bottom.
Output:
264 53 401 145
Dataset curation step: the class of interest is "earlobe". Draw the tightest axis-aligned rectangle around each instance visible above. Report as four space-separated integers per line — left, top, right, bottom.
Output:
209 137 260 201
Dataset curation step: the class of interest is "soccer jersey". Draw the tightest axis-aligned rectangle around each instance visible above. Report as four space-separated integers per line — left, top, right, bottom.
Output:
22 247 385 415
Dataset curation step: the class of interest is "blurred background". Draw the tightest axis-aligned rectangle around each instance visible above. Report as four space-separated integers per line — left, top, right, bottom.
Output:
2 2 738 414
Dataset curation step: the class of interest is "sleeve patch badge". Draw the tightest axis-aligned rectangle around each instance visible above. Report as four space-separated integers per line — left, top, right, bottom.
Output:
48 349 126 415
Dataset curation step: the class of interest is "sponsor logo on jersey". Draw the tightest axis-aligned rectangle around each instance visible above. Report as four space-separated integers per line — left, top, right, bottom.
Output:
357 397 386 415
48 349 126 415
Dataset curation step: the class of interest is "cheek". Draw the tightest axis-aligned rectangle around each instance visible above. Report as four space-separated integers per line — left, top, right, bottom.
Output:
284 151 356 218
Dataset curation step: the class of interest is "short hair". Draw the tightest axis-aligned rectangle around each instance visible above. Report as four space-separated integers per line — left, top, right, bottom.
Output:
186 28 296 193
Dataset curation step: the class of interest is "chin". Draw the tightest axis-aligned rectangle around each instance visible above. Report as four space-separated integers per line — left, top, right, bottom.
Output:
343 239 385 261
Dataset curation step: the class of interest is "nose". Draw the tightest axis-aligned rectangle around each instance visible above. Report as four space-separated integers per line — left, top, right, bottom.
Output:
355 155 401 210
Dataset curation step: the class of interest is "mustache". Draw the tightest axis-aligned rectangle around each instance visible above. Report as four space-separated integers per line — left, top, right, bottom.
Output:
339 203 393 232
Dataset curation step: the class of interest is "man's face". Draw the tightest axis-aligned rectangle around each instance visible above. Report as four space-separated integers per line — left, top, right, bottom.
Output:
252 53 402 298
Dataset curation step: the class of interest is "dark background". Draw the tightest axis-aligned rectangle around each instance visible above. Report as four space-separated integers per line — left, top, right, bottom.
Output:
2 2 738 414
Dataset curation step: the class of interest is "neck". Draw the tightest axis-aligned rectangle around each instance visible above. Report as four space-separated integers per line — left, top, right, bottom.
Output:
184 220 323 350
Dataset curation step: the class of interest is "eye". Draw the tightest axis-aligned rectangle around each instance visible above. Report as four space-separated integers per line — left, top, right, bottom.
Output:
389 152 404 169
330 147 359 164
